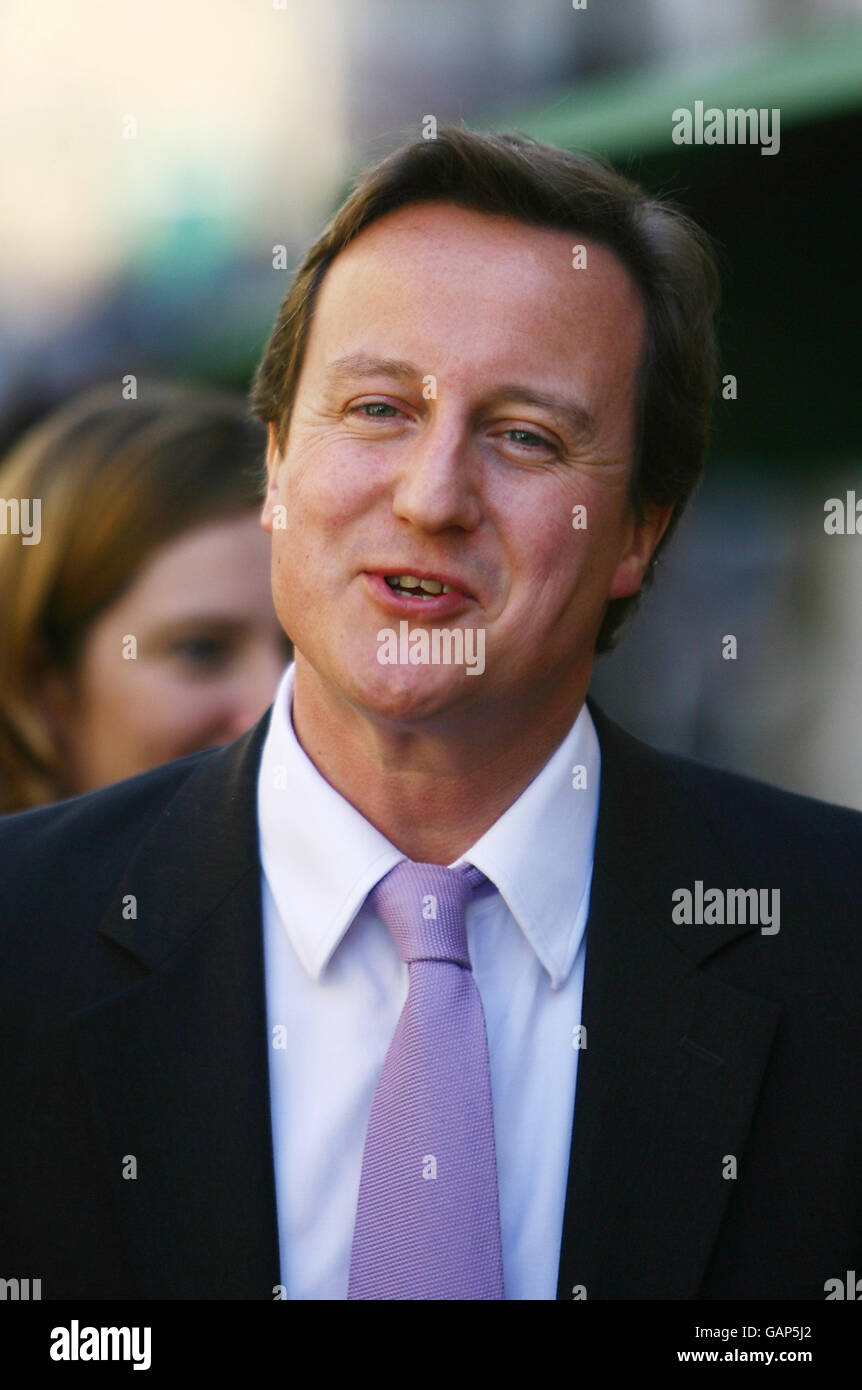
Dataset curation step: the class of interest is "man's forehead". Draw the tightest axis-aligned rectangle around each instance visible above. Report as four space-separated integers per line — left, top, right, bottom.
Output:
300 201 647 430
340 198 563 249
324 199 634 284
313 203 644 348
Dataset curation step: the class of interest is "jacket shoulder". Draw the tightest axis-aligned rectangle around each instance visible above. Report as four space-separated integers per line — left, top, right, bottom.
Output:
591 700 862 879
0 748 218 956
0 745 214 855
663 741 862 853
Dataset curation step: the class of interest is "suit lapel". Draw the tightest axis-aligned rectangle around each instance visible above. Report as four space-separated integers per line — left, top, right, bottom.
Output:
70 712 281 1298
556 704 782 1299
63 692 782 1299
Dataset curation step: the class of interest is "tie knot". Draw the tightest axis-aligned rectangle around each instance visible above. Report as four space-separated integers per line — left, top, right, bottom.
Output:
368 860 486 966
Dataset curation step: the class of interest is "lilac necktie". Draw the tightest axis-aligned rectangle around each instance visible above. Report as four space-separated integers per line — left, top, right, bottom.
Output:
347 859 505 1300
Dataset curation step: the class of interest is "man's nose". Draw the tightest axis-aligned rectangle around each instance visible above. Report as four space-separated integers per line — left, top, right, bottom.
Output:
390 416 481 533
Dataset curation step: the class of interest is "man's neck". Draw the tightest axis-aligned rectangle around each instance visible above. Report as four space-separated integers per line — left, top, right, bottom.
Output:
289 658 589 864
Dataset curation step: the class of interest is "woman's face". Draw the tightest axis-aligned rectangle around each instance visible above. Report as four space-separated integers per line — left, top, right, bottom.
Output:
45 510 290 795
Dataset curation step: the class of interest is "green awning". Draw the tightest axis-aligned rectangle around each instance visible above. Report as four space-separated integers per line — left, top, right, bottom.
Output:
486 22 862 157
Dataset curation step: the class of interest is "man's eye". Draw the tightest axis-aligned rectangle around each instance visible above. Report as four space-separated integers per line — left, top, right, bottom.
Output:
504 428 553 450
355 402 400 419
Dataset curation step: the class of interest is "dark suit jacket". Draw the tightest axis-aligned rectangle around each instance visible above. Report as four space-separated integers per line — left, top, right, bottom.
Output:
1 701 861 1299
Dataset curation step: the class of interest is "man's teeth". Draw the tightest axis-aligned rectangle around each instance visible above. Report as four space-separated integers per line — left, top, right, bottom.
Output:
385 574 454 596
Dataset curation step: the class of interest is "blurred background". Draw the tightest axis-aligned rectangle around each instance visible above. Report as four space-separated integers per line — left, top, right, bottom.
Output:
1 0 861 806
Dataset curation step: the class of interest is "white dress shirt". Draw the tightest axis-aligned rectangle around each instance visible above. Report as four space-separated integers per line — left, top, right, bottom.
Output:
257 661 600 1299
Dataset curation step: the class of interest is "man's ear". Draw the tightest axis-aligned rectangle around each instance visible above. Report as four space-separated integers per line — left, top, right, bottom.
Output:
607 502 675 601
261 423 283 534
265 421 281 472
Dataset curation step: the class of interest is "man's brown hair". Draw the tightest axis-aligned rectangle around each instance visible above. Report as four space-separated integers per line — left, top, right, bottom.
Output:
250 126 720 651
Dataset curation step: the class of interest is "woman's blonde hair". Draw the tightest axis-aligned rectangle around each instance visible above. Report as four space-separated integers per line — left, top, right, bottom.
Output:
0 381 268 814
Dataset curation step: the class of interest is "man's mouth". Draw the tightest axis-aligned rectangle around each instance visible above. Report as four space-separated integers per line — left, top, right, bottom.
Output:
384 574 455 598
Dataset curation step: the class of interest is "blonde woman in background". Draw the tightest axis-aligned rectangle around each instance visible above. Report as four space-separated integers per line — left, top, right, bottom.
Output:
0 382 291 814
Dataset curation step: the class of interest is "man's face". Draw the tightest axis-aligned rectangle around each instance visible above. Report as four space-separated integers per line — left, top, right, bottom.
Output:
262 201 668 732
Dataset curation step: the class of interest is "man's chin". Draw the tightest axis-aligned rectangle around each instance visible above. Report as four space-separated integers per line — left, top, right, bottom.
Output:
343 660 477 727
294 640 485 725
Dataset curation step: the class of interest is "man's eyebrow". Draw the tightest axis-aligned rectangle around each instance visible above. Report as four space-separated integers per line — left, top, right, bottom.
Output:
324 357 597 442
326 354 419 383
486 386 597 443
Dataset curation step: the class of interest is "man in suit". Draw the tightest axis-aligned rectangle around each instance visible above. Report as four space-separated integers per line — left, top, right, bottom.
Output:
1 127 861 1301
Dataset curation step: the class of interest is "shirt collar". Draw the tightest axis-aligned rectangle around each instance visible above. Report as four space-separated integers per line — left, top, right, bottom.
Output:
257 662 600 989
